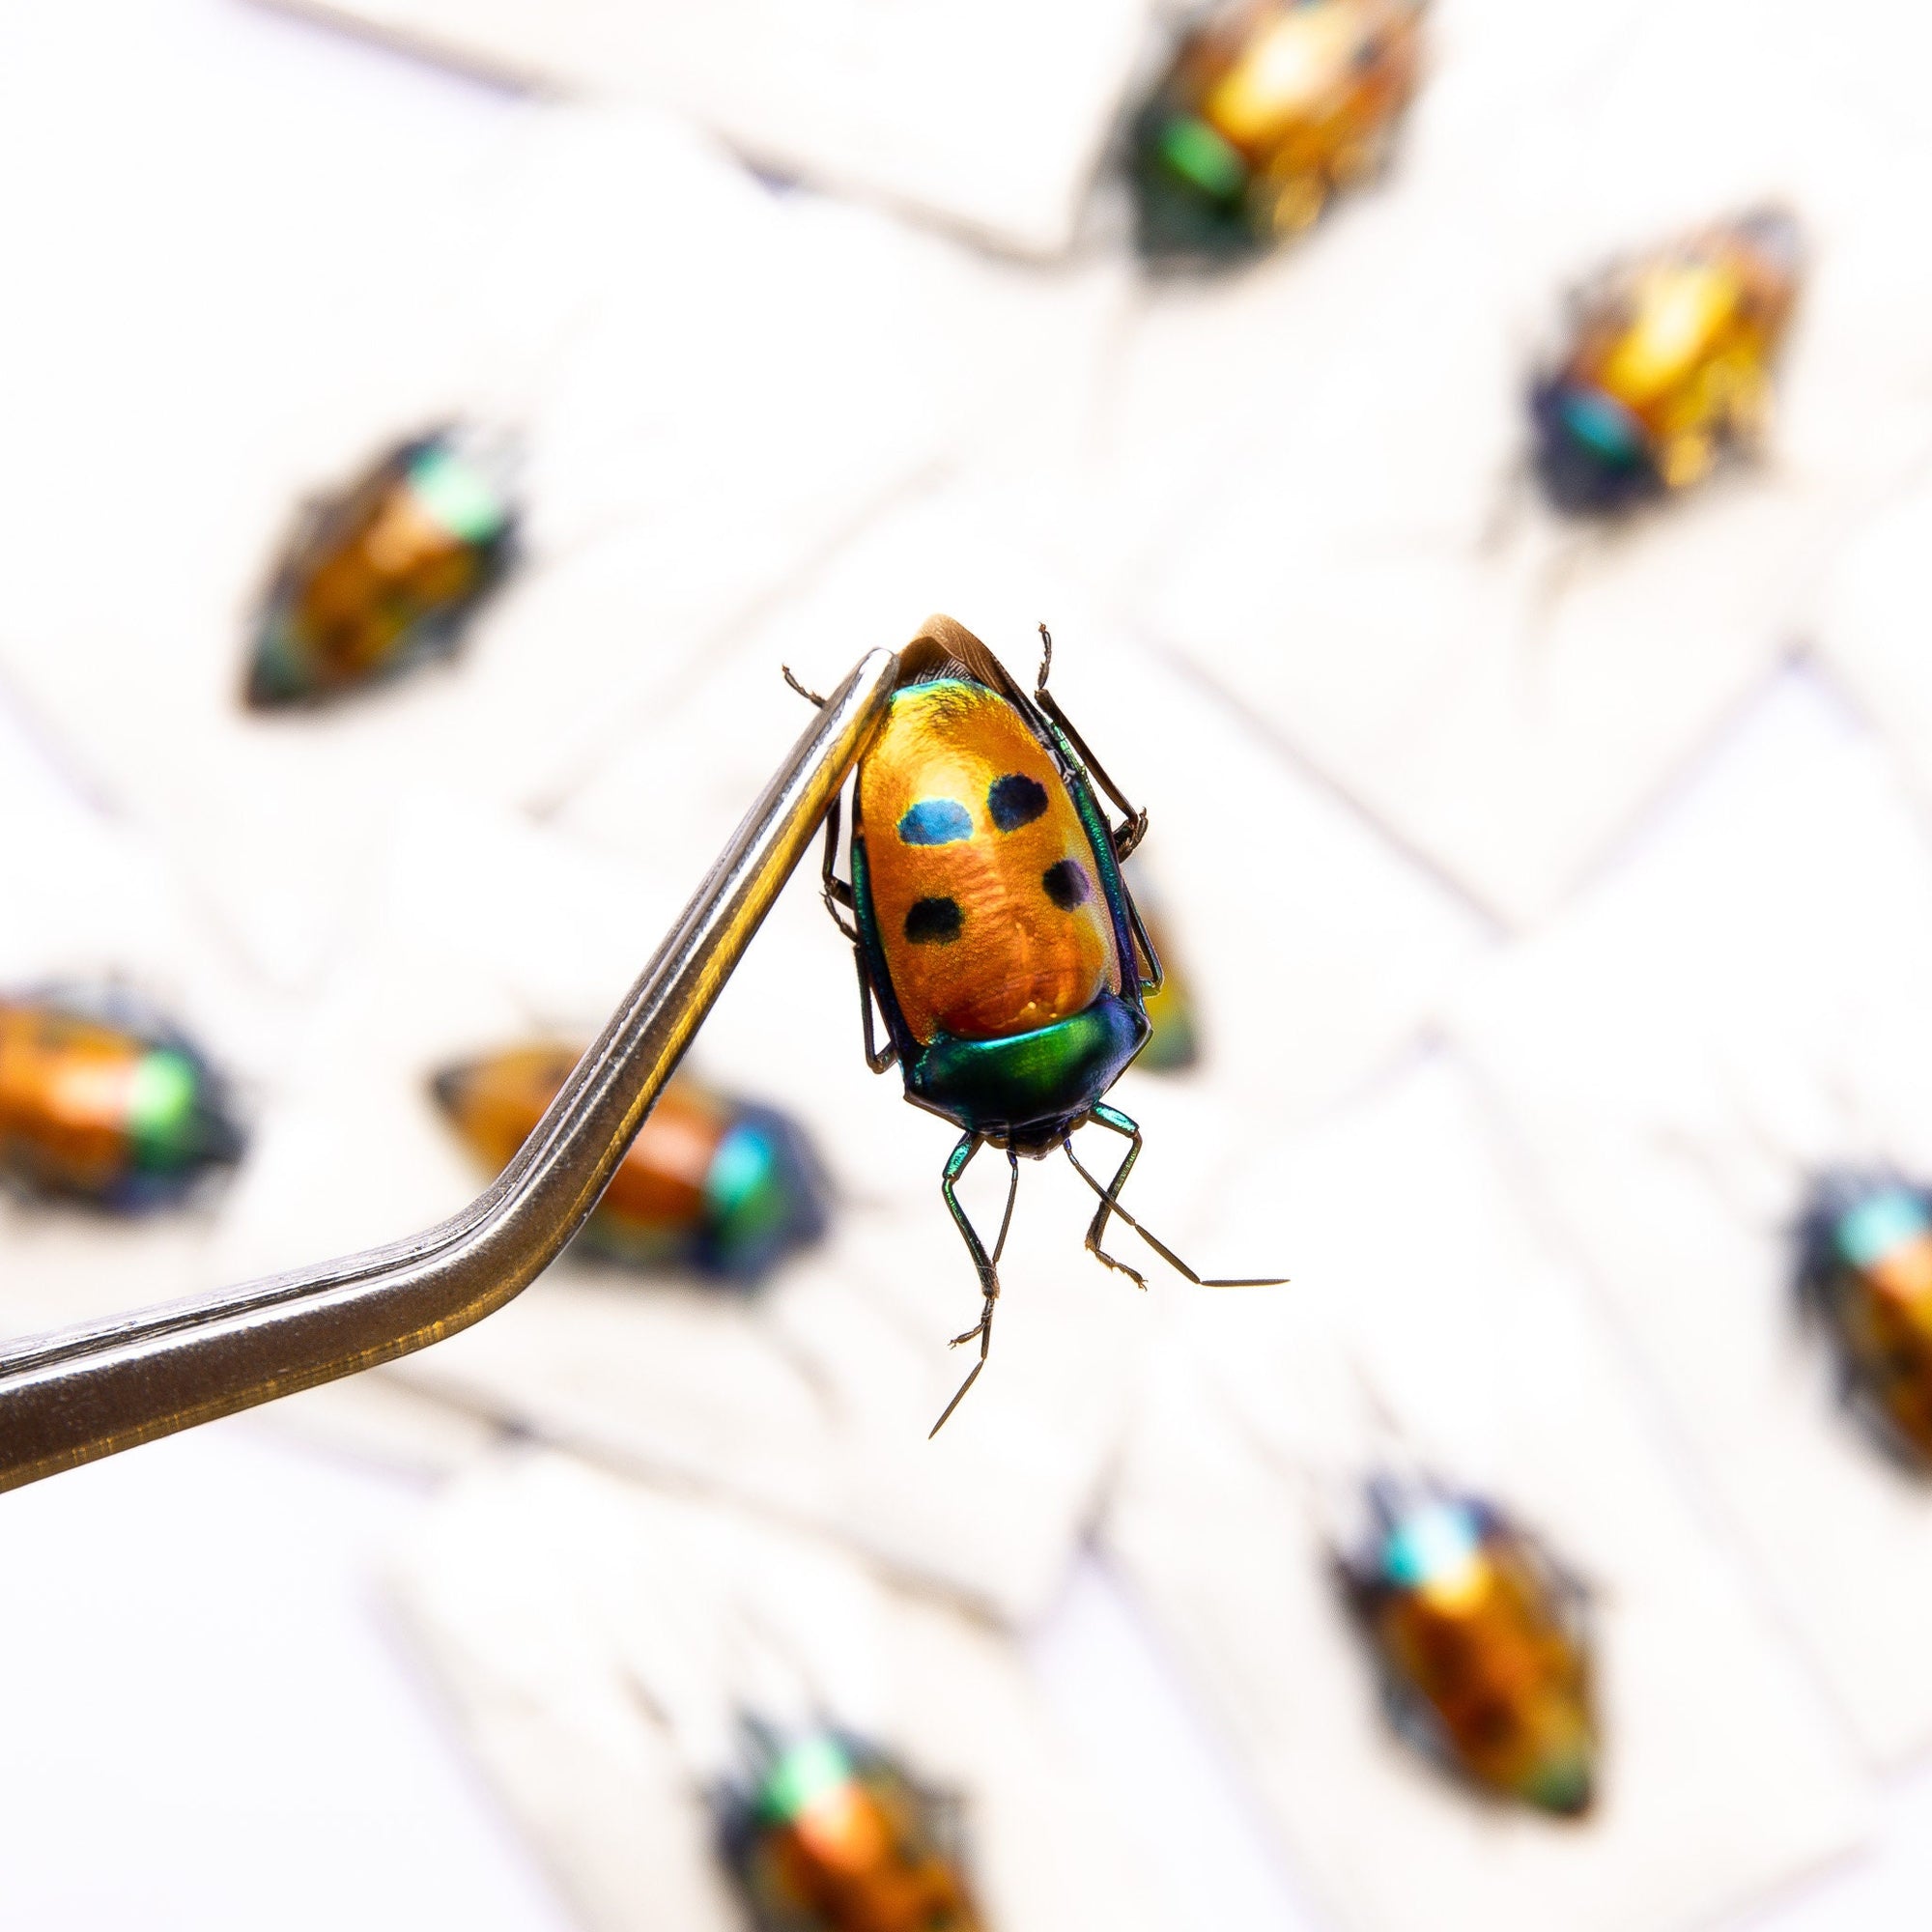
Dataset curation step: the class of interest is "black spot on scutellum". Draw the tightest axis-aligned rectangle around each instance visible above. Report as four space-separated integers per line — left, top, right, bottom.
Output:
987 773 1049 832
1041 860 1090 910
904 896 963 945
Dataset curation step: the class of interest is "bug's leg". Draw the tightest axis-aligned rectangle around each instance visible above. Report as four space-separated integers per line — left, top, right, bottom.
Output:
781 665 827 707
1124 886 1164 996
1031 624 1150 860
1066 1102 1288 1289
1068 1105 1151 1292
818 792 857 934
990 1144 1020 1266
853 946 897 1075
930 1135 1007 1437
814 793 894 1069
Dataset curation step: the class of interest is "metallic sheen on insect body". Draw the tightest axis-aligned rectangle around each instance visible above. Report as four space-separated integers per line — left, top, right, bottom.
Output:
0 988 243 1208
796 616 1280 1435
1798 1172 1932 1468
1531 207 1802 515
431 1045 826 1285
715 1725 981 1932
1338 1479 1598 1815
245 425 518 707
1131 0 1425 265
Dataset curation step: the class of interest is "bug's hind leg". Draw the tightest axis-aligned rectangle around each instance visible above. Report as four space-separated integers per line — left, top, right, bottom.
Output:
1066 1102 1287 1290
929 1137 1019 1437
1069 1104 1151 1293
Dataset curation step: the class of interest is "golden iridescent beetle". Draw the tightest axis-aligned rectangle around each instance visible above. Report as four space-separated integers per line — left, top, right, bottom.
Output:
1337 1477 1598 1816
245 424 518 707
1131 0 1426 264
431 1045 827 1287
715 1724 981 1932
795 617 1279 1434
1798 1171 1932 1469
1531 208 1803 514
0 986 243 1209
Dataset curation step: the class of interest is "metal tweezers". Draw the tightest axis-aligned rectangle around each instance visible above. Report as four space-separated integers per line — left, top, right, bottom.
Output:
0 648 899 1495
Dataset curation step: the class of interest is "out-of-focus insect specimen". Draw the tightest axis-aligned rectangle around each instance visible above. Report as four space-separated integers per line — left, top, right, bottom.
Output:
431 1044 826 1284
245 425 518 707
1797 1171 1932 1468
793 617 1279 1435
0 987 243 1208
716 1725 982 1932
1122 869 1201 1072
1531 208 1803 515
1130 0 1426 265
1337 1478 1597 1815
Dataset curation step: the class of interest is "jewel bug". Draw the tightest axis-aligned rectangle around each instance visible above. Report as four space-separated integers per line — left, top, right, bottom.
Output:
0 986 243 1208
431 1044 826 1285
715 1724 981 1932
1797 1171 1932 1469
795 616 1279 1434
1531 207 1803 515
1130 0 1426 265
245 424 518 707
1337 1478 1597 1815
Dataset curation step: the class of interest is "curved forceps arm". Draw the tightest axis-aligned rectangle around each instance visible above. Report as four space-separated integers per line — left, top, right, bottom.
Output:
0 648 901 1495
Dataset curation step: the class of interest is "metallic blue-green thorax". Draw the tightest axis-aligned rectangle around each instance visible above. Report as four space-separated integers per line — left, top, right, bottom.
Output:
852 684 1150 1154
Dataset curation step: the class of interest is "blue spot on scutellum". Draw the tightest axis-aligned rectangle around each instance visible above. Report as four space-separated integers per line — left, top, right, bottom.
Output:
988 773 1049 832
898 799 973 845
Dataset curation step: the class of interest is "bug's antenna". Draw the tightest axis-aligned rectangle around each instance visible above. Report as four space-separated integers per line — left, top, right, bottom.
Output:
782 666 827 708
1036 623 1053 698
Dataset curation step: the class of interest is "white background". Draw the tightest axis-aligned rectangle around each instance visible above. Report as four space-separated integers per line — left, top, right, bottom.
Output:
3 3 1930 1928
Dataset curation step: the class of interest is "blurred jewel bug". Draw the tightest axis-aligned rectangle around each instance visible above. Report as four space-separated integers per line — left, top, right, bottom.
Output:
715 1724 981 1932
0 986 242 1208
1531 207 1803 515
793 616 1279 1434
245 424 518 707
1797 1171 1932 1468
1122 868 1201 1073
1337 1478 1598 1816
431 1044 826 1285
1131 0 1426 265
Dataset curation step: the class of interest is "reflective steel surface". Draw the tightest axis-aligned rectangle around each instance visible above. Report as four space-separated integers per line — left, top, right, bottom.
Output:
0 648 899 1492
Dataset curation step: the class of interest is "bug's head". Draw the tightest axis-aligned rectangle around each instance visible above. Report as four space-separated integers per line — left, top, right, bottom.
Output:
1795 1170 1931 1308
697 1102 829 1283
1529 378 1659 516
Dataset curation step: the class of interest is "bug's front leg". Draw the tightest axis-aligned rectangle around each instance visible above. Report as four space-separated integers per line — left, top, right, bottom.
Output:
817 792 858 937
928 1135 1018 1436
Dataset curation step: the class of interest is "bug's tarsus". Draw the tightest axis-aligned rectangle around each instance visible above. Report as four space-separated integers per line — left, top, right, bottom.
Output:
1036 622 1054 699
1113 809 1150 863
781 665 828 708
931 1134 1006 1436
1067 1103 1287 1289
